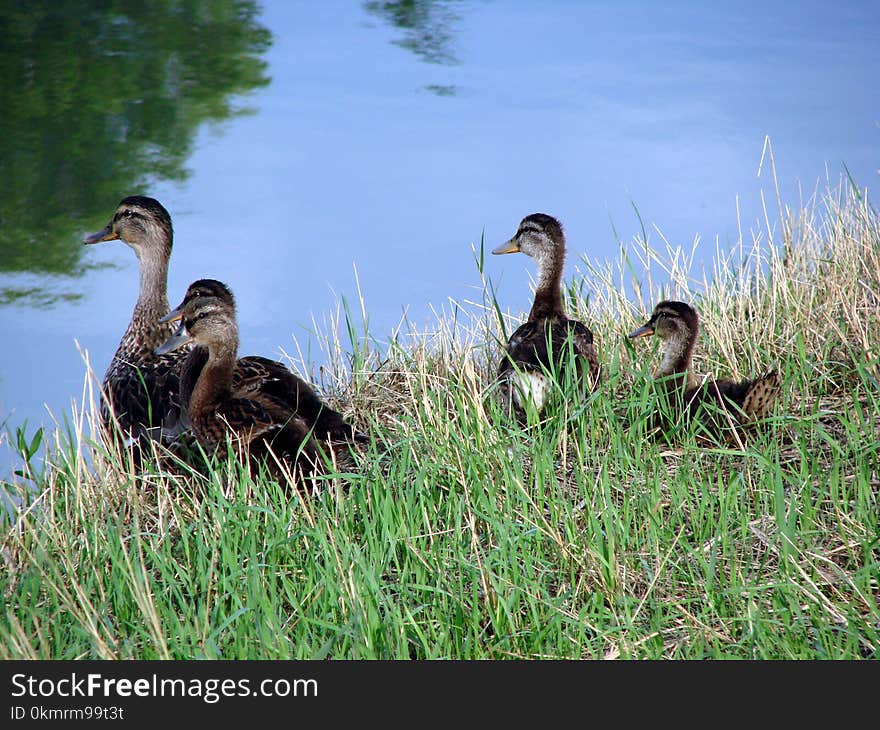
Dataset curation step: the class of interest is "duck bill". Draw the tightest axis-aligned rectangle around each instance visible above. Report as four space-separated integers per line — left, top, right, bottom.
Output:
491 237 520 255
154 322 193 355
158 303 184 324
628 323 655 339
83 224 118 245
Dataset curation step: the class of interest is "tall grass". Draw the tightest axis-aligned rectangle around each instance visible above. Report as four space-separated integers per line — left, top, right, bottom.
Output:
1 174 877 659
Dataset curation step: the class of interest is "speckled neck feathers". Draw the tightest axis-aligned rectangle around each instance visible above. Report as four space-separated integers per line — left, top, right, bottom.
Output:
521 214 567 322
657 327 696 382
528 245 566 322
114 252 174 366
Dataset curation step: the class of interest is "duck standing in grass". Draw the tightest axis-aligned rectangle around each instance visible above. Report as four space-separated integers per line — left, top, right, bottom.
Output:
156 281 364 484
492 213 600 422
629 300 780 438
83 196 190 454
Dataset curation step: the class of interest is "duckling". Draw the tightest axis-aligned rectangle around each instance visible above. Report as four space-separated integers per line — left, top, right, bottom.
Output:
155 285 362 482
629 300 780 437
161 279 366 447
492 213 600 422
84 196 190 452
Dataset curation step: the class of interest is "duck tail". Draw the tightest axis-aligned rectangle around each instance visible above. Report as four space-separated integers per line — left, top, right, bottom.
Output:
740 369 781 421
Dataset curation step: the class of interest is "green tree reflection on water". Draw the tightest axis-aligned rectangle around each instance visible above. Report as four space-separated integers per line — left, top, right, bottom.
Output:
365 0 461 67
0 1 271 305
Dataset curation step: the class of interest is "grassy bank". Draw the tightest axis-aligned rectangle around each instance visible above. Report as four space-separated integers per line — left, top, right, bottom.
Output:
1 177 878 659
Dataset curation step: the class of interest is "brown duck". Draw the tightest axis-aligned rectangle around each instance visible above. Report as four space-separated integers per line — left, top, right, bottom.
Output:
83 196 190 451
162 278 366 447
492 213 600 422
629 300 780 437
155 283 363 482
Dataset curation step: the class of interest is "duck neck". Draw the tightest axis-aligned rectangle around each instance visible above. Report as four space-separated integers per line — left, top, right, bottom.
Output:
527 250 565 321
134 248 170 322
179 345 209 410
658 333 698 390
190 337 238 415
115 245 172 361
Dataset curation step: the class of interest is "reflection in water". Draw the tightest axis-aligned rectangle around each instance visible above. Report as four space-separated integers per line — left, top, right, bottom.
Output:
424 84 457 97
365 0 461 66
0 287 82 308
0 0 271 305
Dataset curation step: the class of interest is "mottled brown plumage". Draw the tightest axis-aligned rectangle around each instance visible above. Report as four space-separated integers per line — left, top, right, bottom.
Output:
84 196 190 452
492 213 600 422
629 300 780 437
156 284 363 484
163 279 366 447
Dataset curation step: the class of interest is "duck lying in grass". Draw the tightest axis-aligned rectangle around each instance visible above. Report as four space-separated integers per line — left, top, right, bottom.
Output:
155 281 364 484
83 196 191 456
492 213 600 423
629 300 780 439
163 279 366 447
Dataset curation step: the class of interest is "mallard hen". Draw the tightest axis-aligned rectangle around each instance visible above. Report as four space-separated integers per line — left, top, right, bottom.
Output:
629 300 780 437
155 282 363 482
162 278 365 447
492 213 600 422
84 196 190 452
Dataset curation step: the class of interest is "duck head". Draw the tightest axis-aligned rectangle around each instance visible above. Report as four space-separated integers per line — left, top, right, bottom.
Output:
155 294 237 356
84 196 173 261
492 213 566 270
629 300 699 343
161 279 235 325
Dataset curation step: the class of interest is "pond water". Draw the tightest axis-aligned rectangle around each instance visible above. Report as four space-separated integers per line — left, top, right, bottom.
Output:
0 0 878 478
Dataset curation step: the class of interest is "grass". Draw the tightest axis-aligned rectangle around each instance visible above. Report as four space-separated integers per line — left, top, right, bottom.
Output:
1 172 878 659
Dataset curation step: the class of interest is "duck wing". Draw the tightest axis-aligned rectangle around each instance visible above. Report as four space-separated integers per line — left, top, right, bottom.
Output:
197 394 312 453
500 318 599 390
234 356 365 444
685 370 780 424
103 349 188 443
180 351 365 445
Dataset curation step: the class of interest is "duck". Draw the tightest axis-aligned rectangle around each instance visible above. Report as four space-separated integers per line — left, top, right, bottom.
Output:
155 281 364 482
83 196 190 452
491 213 600 422
628 300 780 437
161 278 366 447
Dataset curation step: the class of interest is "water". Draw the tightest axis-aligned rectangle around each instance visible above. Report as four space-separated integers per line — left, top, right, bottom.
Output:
1 0 878 478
